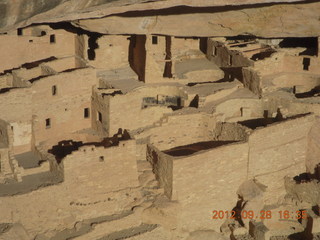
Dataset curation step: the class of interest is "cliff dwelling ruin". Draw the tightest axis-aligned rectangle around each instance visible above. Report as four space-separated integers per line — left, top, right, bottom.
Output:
0 0 320 240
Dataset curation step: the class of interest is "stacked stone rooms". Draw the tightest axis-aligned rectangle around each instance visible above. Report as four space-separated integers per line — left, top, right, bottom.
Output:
0 22 320 240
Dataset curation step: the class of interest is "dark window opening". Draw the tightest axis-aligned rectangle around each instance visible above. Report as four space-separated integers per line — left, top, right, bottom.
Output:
199 37 208 55
41 31 46 36
17 28 23 36
52 85 57 96
87 34 101 61
98 111 102 122
228 55 233 66
46 118 51 128
84 108 90 118
189 95 199 108
152 36 158 45
99 156 104 162
303 57 310 71
29 40 33 43
50 34 56 44
163 36 173 78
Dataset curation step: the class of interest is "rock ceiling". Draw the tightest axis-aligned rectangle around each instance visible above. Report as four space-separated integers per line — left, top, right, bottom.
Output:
0 0 319 37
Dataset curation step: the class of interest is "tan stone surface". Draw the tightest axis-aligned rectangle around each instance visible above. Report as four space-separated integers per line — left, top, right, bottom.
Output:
76 2 320 37
0 0 308 32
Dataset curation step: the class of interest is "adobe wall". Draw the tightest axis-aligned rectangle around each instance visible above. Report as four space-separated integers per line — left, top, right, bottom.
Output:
136 112 215 151
253 52 284 76
0 119 10 147
206 38 253 68
0 74 13 88
242 52 285 95
0 88 32 153
214 98 263 121
146 144 173 199
63 140 139 200
270 72 320 92
172 142 249 232
0 29 78 72
0 172 140 239
13 66 44 81
282 55 320 74
248 114 316 203
0 88 32 122
31 68 97 146
88 35 130 70
306 117 320 174
242 67 262 96
91 88 110 136
108 86 187 134
144 35 167 83
171 37 200 59
214 122 251 141
43 57 83 73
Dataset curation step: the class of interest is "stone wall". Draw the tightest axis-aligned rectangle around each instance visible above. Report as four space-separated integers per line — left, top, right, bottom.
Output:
214 122 251 141
172 142 249 232
171 37 200 59
0 74 13 89
31 68 97 146
136 112 215 151
147 114 317 232
214 98 263 121
306 117 320 174
0 28 78 72
91 88 111 136
147 144 173 198
88 35 130 70
63 139 139 200
0 119 10 147
282 55 320 74
242 67 262 96
248 114 316 203
106 86 188 134
145 35 166 83
207 38 254 68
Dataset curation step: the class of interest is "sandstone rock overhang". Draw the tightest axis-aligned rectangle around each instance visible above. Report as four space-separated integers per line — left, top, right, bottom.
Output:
0 0 317 36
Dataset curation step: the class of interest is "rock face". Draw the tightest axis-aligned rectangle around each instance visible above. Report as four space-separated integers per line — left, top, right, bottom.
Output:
75 1 320 37
0 0 316 37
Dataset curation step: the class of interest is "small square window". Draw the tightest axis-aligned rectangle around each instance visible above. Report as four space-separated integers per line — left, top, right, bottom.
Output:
303 57 310 71
50 34 56 44
99 156 104 162
17 28 23 36
52 85 57 96
152 36 158 45
84 108 90 118
46 118 51 128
